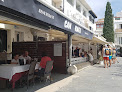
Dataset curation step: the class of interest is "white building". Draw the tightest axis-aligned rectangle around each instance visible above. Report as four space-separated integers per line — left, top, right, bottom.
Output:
39 0 97 32
95 11 122 48
95 18 104 36
114 11 122 47
0 0 98 56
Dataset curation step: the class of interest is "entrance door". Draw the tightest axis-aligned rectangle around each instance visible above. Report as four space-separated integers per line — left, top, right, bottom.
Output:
0 30 7 52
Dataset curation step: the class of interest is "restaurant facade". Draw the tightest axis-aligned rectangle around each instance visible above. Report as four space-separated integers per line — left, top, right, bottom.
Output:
0 0 100 74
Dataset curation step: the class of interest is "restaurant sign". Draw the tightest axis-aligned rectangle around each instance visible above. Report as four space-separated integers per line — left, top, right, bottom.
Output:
0 0 93 40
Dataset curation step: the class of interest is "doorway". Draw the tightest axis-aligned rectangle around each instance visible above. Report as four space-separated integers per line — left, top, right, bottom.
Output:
0 30 7 52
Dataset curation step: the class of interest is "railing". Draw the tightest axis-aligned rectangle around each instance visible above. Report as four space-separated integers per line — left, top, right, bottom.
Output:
67 57 87 65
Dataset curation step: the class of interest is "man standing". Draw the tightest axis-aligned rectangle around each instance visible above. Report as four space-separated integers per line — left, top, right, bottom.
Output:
74 47 80 57
102 44 109 68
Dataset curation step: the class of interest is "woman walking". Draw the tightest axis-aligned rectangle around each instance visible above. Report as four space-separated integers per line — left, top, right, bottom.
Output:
112 48 116 64
102 44 109 68
108 45 112 67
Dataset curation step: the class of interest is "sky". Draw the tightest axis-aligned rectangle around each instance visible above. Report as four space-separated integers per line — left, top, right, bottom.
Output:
86 0 122 20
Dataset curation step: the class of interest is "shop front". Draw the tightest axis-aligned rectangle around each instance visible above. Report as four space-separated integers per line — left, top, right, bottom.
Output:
0 0 94 73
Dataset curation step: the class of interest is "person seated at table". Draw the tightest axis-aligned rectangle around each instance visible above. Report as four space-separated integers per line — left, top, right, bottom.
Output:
80 53 84 57
84 51 88 58
35 52 52 77
11 54 19 64
19 51 31 64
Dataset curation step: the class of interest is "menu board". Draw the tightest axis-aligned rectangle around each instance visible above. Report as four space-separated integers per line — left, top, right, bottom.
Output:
54 43 62 56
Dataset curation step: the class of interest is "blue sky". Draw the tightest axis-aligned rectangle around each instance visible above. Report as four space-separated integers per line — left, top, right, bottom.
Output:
86 0 122 20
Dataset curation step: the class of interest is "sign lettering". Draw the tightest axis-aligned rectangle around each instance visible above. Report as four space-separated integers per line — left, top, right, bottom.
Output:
64 20 72 29
85 32 88 35
75 26 81 33
39 9 54 19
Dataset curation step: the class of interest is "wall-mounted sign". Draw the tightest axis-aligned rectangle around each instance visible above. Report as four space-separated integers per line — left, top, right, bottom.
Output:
54 43 62 56
38 9 54 20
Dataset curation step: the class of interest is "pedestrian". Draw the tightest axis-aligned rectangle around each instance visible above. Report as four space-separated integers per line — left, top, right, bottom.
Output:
81 49 85 57
88 51 94 65
108 45 112 67
112 48 117 64
74 47 80 57
102 44 109 68
90 48 93 55
98 49 103 64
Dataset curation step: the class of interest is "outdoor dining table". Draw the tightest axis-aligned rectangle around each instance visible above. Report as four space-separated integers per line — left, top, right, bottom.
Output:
0 62 40 89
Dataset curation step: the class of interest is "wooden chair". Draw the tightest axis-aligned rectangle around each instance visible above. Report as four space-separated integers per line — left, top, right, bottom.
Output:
27 61 37 89
43 60 54 83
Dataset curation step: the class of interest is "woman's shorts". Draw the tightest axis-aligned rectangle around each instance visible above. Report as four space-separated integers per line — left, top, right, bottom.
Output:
103 57 109 60
109 56 112 60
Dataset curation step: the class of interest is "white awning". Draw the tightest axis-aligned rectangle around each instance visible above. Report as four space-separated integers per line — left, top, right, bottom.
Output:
92 36 108 44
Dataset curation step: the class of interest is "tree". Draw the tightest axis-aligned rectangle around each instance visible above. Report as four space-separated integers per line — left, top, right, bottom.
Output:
103 2 114 42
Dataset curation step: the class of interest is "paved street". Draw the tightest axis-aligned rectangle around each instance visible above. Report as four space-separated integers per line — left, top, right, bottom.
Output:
37 57 122 92
56 57 122 92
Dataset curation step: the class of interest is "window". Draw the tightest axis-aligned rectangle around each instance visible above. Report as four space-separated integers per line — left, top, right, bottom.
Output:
89 16 94 23
89 16 92 21
52 1 56 7
15 31 24 42
17 34 19 42
67 0 74 6
101 25 103 27
83 10 86 17
89 26 92 30
120 24 122 29
115 17 120 20
76 2 81 12
119 37 121 44
97 25 99 27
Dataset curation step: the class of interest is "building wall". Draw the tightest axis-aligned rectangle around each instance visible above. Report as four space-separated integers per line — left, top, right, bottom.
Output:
114 16 122 45
115 33 122 45
1 24 33 53
39 0 96 32
64 0 96 31
95 23 104 36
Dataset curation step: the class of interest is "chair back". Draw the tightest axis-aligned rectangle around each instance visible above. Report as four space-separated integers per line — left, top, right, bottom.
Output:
44 60 53 77
28 61 37 80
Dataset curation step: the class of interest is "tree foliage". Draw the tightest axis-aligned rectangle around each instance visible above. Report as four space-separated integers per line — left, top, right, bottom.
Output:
103 2 114 42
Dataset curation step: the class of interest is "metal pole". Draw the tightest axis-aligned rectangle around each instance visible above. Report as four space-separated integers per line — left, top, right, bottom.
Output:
88 41 91 51
68 34 72 66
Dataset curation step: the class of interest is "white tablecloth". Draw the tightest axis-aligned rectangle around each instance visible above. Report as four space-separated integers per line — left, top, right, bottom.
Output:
0 64 30 81
0 63 40 81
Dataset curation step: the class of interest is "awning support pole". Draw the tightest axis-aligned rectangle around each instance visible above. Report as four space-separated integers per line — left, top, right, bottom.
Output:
68 34 72 66
88 41 91 51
